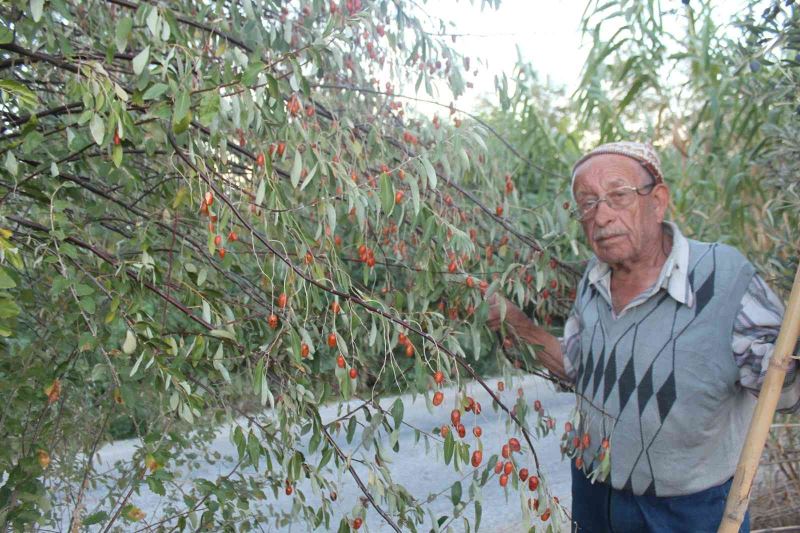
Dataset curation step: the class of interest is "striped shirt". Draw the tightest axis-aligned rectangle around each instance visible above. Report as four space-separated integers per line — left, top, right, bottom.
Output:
560 222 800 412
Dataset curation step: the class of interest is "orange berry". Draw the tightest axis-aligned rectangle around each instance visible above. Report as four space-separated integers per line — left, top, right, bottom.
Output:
405 343 414 357
499 474 508 487
471 450 482 467
277 293 288 308
432 391 444 406
300 343 309 358
434 371 444 384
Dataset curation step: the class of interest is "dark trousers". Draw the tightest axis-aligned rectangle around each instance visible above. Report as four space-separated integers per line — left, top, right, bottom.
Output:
571 463 750 533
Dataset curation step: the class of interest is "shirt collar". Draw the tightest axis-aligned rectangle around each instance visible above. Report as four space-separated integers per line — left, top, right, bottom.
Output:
586 221 694 308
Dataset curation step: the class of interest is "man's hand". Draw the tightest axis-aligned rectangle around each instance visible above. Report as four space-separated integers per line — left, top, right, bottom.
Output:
486 292 514 332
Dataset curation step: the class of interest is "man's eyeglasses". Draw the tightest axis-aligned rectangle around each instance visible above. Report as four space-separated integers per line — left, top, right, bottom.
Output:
570 182 657 221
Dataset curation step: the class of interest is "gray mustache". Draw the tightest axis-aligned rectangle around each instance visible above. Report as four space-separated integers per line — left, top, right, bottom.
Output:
594 231 626 240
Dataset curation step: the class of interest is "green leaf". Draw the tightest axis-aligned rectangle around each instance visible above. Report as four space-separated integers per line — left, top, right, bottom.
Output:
475 501 482 531
290 150 302 188
132 46 150 75
112 144 123 167
255 178 265 205
173 90 190 124
122 329 137 355
421 156 437 190
0 80 39 110
30 0 44 22
210 329 236 341
115 16 133 53
90 114 105 145
450 481 462 505
4 152 18 177
391 398 404 429
379 172 394 213
0 267 17 289
142 83 169 101
444 431 454 464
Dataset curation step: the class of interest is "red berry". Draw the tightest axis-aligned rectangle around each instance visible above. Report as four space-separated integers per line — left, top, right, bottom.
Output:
395 190 404 204
349 368 357 379
499 474 508 487
602 437 610 449
503 461 513 475
473 426 482 438
256 152 265 166
218 248 226 259
331 301 341 313
466 276 474 288
542 509 551 521
228 231 238 242
494 461 503 474
113 131 121 145
204 191 214 207
528 475 539 491
457 423 466 438
268 314 279 329
575 456 584 469
519 468 529 482
495 205 503 216
327 332 337 348
352 517 363 530
501 444 510 459
405 343 414 357
448 261 457 273
214 234 222 247
440 425 450 438
565 421 573 433
450 409 461 426
434 371 444 384
277 293 288 308
337 355 345 368
471 450 482 467
534 400 542 412
285 485 293 495
300 343 310 358
550 279 558 290
432 391 444 406
582 433 591 448
509 438 521 452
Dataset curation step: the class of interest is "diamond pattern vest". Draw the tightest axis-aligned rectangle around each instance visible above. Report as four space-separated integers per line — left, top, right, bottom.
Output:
573 240 756 496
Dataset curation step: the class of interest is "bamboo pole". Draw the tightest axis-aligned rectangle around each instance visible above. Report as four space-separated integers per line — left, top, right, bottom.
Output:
719 264 800 533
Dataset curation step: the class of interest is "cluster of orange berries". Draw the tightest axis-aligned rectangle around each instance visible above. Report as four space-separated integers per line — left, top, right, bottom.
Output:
357 244 376 268
397 332 415 357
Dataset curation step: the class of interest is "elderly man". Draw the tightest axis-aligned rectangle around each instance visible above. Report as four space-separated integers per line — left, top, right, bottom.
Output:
487 142 799 532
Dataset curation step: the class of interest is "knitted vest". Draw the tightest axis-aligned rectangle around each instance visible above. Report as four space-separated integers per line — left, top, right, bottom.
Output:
573 240 756 497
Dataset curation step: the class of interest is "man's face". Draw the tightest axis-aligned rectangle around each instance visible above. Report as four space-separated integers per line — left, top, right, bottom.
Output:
572 154 668 266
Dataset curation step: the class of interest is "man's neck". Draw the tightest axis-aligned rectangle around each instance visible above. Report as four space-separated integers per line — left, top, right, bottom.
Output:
609 228 673 296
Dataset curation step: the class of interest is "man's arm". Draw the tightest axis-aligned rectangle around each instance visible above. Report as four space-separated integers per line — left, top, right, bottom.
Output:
486 292 573 382
734 274 800 413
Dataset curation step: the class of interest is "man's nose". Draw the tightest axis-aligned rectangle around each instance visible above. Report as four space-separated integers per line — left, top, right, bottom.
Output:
592 199 616 226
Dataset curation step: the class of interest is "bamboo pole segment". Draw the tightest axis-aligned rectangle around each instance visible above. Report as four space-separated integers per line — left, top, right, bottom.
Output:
719 264 800 533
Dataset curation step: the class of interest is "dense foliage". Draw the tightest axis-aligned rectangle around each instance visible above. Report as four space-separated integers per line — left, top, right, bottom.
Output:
0 0 576 531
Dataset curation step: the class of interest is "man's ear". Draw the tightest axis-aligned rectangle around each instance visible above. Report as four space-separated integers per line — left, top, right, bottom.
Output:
652 184 671 223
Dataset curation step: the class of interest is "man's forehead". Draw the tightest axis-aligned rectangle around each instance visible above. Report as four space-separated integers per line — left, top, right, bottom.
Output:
572 155 645 192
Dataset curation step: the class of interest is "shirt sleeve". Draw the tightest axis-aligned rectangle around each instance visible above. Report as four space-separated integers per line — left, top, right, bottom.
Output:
559 306 581 383
733 273 800 413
